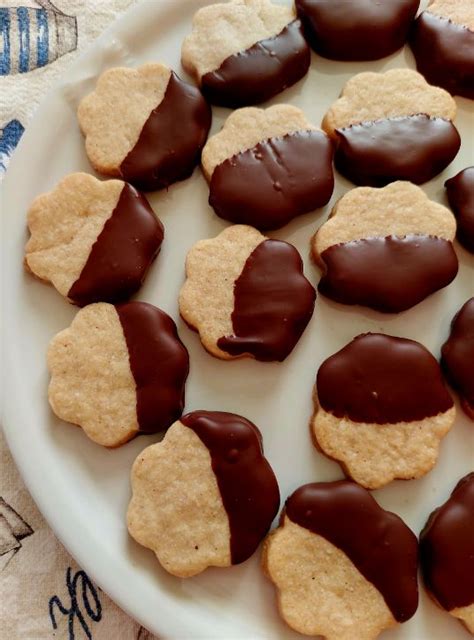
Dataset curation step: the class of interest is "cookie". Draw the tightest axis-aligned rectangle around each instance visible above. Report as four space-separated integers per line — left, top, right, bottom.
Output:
47 302 189 447
78 63 211 191
179 225 315 361
312 333 455 489
127 410 279 577
296 0 419 61
446 167 474 253
181 0 310 108
420 473 474 634
201 105 334 230
441 298 474 420
311 182 458 313
262 480 418 640
410 0 474 100
25 173 163 306
322 69 460 186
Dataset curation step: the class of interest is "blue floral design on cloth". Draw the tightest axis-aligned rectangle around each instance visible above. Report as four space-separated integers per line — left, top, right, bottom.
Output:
0 119 25 173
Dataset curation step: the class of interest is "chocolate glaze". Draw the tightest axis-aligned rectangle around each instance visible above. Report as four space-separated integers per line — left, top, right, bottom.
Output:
446 168 474 253
410 12 474 100
318 235 459 313
285 481 419 622
120 72 211 191
296 0 419 61
209 130 334 231
180 411 280 564
116 302 189 434
68 184 163 306
441 298 474 419
317 333 454 424
335 115 461 187
201 20 310 108
217 240 316 361
420 473 474 611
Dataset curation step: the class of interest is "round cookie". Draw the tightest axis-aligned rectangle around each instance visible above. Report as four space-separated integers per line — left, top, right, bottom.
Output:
311 182 458 313
446 167 474 253
78 63 211 191
312 333 455 489
179 225 316 362
410 0 474 100
296 0 420 61
420 473 474 634
25 173 164 306
47 302 189 447
201 105 334 230
262 480 418 640
322 69 460 186
181 0 310 108
127 410 280 577
441 298 474 420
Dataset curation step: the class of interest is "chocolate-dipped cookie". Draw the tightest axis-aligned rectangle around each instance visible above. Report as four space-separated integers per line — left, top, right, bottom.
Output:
312 333 455 489
296 0 419 61
78 64 211 191
322 69 460 186
263 480 418 640
25 173 163 306
201 105 334 230
311 181 458 313
47 302 189 447
179 225 316 362
127 410 279 577
446 167 474 253
181 0 310 107
420 473 474 634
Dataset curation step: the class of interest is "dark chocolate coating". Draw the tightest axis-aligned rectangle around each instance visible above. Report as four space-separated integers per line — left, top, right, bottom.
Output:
318 235 459 313
317 333 454 424
446 167 474 254
180 411 279 564
285 481 419 622
296 0 419 61
201 20 310 108
217 239 316 361
209 130 334 231
410 12 474 100
68 184 163 306
116 302 189 434
441 298 474 419
335 115 461 187
420 473 474 611
120 72 211 191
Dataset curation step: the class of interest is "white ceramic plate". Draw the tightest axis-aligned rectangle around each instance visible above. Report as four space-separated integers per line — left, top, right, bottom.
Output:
3 1 474 637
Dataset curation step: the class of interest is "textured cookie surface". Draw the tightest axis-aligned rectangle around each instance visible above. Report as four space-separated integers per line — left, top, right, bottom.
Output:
263 481 418 639
182 0 310 107
446 167 474 253
127 411 279 577
48 302 189 447
202 105 334 230
312 333 455 488
78 63 211 190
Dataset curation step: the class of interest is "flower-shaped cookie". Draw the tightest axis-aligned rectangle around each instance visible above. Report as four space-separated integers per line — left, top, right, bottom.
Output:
446 167 474 253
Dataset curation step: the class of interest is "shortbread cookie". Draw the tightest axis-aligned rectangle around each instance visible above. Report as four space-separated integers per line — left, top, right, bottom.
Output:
179 225 315 361
78 64 211 191
201 105 334 230
322 69 460 186
410 0 474 100
441 298 474 420
420 473 474 634
311 182 458 313
446 167 474 253
127 410 279 577
48 302 189 447
181 0 310 107
25 173 163 306
312 333 455 489
296 0 419 61
263 480 418 640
